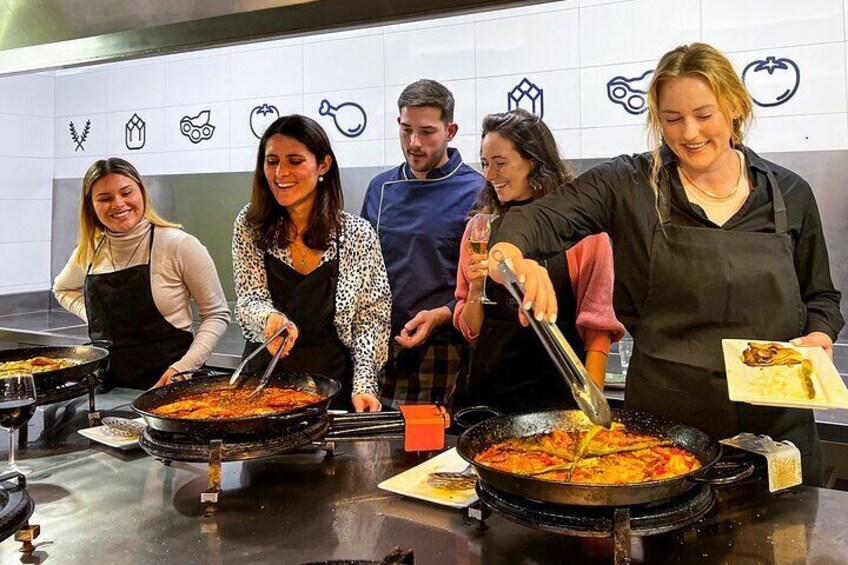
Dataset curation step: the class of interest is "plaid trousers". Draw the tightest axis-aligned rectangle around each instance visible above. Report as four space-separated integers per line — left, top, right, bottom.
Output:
378 326 466 409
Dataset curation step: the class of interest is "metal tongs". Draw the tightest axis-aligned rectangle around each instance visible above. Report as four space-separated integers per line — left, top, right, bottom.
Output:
493 249 612 428
228 324 289 396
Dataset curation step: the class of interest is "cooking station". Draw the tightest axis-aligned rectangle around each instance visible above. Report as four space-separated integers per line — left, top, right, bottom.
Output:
0 390 846 564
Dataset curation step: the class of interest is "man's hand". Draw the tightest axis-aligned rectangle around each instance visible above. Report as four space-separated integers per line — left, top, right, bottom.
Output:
395 306 452 349
792 331 834 359
352 393 382 412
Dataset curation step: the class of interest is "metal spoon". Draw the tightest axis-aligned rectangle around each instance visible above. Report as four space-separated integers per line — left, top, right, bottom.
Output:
427 465 477 490
102 417 144 439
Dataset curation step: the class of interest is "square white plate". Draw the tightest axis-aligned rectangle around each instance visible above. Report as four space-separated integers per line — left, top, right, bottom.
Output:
77 418 145 450
722 339 848 410
378 447 478 509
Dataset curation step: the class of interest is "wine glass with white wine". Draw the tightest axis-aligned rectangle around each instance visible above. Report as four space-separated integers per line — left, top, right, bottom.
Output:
0 371 37 475
468 213 498 305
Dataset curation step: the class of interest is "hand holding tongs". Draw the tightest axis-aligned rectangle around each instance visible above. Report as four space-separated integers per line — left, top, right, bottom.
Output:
248 334 287 399
228 324 289 387
492 249 613 428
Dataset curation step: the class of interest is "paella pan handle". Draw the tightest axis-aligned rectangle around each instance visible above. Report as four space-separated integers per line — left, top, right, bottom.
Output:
84 340 113 350
266 407 323 422
689 459 756 486
492 250 612 428
454 406 503 431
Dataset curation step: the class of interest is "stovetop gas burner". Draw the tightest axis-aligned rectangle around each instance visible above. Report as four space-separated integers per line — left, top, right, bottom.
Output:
0 473 35 543
139 415 331 462
473 480 714 537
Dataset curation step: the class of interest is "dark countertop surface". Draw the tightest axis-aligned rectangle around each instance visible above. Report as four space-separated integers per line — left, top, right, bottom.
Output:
0 390 847 564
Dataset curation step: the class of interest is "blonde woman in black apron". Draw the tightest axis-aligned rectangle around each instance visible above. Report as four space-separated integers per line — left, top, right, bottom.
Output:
489 43 843 486
233 115 391 413
53 158 231 390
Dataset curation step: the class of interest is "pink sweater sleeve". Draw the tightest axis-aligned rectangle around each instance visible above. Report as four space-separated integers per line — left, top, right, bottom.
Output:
566 234 626 354
453 221 480 345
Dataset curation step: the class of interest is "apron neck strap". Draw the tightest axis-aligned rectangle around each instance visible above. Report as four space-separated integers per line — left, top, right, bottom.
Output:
765 168 788 234
87 237 107 274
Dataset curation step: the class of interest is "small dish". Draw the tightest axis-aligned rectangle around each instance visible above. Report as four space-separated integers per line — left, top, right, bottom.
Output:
722 339 848 410
378 447 478 509
78 418 146 450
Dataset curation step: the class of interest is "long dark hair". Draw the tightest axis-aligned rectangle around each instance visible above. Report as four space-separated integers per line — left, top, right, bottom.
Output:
475 109 573 215
246 115 343 251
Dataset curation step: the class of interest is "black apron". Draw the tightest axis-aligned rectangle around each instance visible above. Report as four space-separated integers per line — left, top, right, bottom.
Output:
627 165 823 485
241 244 354 411
84 227 193 390
457 251 584 413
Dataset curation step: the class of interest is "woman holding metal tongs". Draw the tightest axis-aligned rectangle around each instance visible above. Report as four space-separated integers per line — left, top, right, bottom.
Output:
233 115 391 412
487 43 843 485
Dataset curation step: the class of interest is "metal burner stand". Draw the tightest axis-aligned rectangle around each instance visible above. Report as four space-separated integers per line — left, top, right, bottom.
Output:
467 481 715 565
35 372 102 426
140 416 332 516
139 409 444 516
0 471 39 554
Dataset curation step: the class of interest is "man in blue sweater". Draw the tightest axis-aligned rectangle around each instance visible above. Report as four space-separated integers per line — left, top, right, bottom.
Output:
361 79 482 408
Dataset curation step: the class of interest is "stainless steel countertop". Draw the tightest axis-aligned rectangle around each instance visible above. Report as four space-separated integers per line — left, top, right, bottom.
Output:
0 390 847 564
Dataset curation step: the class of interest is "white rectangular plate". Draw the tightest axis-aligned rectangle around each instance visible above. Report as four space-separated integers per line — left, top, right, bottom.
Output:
722 339 848 409
378 447 478 509
77 418 145 450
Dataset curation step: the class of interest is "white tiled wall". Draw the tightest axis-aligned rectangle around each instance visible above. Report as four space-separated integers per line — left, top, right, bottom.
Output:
47 0 848 181
0 0 818 184
0 75 54 295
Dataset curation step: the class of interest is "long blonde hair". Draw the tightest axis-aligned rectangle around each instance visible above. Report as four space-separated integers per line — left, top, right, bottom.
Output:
74 158 182 266
645 43 754 222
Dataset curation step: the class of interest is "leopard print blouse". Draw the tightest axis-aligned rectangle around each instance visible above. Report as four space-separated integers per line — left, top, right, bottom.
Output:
233 206 391 396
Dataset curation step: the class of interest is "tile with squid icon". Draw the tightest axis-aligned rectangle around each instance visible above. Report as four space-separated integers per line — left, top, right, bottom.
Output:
319 99 367 138
125 113 146 150
607 70 653 115
180 110 215 144
508 78 544 118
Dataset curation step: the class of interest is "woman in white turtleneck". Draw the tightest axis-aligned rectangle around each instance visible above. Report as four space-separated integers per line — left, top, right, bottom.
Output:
53 158 230 390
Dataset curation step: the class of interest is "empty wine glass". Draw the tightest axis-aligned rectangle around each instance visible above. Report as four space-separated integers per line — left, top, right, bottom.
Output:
0 372 37 475
468 213 498 305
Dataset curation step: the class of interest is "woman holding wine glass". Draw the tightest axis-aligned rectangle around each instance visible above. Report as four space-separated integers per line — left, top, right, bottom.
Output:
0 372 37 475
452 109 624 413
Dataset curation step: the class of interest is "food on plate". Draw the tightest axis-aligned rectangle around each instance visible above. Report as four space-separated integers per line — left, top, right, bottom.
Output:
742 342 803 367
800 360 816 400
745 362 821 402
0 356 81 374
151 388 323 419
474 423 701 484
740 343 821 402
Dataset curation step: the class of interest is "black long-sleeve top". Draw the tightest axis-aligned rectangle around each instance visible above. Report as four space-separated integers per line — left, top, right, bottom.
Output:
492 145 844 340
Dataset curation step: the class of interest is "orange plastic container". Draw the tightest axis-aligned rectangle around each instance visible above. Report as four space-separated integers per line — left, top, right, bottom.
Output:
398 404 450 452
